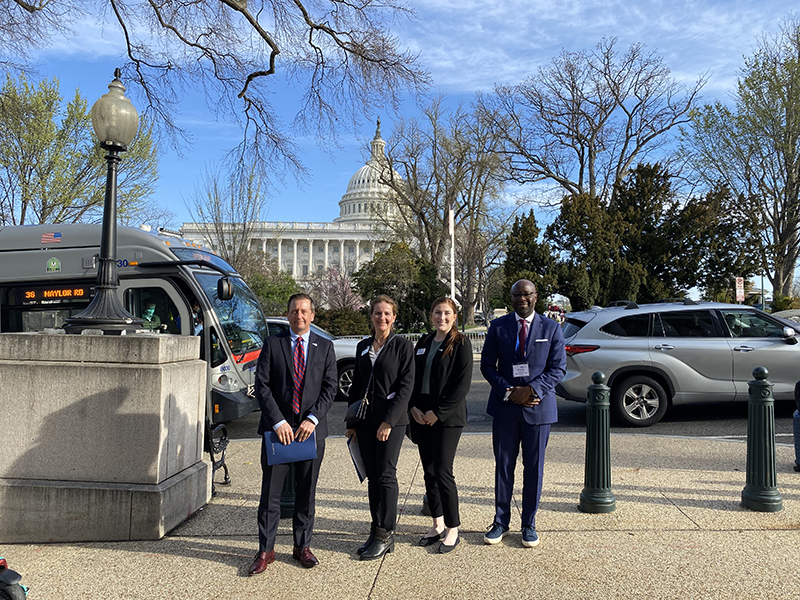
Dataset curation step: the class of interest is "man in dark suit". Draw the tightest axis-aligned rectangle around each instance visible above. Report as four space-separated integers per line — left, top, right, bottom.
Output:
480 279 566 548
248 293 338 574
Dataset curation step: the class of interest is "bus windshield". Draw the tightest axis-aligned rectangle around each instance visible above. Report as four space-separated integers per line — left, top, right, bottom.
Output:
195 273 267 360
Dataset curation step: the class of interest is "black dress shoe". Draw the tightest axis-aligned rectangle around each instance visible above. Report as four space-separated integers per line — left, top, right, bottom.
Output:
418 532 444 546
292 546 319 568
438 536 460 554
360 527 394 561
248 550 275 576
357 523 377 555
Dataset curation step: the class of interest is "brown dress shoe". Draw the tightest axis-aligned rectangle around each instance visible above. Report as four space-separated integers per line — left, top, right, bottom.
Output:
292 546 319 568
248 550 275 576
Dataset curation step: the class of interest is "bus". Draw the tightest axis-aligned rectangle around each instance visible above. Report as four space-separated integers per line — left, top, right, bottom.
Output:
0 223 266 424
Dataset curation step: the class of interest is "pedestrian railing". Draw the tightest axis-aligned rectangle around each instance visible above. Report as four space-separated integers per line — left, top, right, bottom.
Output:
338 330 486 352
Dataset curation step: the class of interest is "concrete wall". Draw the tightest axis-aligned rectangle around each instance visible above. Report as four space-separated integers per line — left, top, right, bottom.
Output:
0 332 212 542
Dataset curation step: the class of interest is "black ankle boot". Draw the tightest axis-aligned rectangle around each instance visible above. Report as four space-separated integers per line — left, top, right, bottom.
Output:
357 523 377 555
359 526 394 561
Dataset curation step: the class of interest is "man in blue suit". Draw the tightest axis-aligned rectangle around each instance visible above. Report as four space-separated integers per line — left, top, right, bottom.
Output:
480 279 566 548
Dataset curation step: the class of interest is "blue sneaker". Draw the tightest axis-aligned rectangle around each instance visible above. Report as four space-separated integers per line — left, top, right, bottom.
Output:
483 522 509 545
521 526 539 547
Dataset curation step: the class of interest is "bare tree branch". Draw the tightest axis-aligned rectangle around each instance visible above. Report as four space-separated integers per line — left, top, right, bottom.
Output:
479 37 707 204
2 0 430 176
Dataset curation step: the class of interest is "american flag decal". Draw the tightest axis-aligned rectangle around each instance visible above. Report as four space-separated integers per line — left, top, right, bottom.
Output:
41 232 62 244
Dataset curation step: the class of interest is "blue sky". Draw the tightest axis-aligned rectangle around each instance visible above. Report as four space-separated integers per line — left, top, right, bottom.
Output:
20 0 792 228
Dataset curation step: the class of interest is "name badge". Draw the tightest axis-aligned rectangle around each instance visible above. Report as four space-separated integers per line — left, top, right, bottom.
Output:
361 347 369 356
512 362 530 378
417 348 426 355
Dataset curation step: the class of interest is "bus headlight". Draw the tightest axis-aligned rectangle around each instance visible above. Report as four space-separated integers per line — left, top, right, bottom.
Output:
213 373 240 391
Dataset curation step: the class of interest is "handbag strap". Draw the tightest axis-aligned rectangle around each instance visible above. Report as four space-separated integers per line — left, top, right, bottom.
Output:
362 370 373 405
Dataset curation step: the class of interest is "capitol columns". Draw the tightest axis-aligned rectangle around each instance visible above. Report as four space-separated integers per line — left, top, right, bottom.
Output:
292 239 298 277
324 239 330 270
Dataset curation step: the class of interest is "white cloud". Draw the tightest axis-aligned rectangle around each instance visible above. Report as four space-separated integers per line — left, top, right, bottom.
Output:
405 0 790 99
33 17 126 59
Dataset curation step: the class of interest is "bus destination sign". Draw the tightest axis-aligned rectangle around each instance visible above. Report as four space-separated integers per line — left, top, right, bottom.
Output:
12 284 95 305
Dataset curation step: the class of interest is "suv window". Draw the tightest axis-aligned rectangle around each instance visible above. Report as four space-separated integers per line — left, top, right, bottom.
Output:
599 314 649 337
653 310 717 338
562 317 588 339
720 310 785 338
267 322 287 337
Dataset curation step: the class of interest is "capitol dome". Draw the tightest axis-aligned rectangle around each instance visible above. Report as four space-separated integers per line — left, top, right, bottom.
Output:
334 118 399 224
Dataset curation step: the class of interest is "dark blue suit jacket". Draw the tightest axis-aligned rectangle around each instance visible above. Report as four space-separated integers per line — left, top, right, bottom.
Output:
255 330 338 439
480 312 566 425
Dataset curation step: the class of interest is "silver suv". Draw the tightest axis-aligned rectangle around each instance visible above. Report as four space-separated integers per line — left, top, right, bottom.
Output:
557 300 800 426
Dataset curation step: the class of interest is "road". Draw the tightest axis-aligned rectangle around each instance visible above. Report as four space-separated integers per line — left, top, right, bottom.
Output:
224 361 798 445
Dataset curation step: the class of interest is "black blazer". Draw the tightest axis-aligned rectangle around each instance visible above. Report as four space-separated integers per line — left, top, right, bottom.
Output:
349 333 415 428
255 329 338 439
410 333 473 427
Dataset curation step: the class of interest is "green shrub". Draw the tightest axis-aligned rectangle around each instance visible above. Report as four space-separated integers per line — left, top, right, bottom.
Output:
314 307 370 337
771 295 800 312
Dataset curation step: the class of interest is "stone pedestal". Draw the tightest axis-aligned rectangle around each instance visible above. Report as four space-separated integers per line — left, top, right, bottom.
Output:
0 332 211 542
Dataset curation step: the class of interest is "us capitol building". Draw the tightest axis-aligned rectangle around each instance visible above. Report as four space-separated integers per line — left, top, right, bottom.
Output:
180 120 398 279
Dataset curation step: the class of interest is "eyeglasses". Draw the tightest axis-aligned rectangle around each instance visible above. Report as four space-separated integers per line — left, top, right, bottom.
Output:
511 292 536 299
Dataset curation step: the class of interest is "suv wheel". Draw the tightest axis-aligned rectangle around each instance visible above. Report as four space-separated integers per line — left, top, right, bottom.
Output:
612 375 668 427
337 360 355 402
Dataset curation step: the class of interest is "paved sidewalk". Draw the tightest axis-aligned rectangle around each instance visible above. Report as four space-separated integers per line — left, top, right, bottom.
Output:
2 433 800 599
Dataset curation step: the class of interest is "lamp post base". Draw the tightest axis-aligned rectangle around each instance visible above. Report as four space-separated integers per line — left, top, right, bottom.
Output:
63 287 142 335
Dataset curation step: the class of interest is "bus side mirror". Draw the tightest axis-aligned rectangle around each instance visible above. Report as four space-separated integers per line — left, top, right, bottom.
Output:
217 277 234 301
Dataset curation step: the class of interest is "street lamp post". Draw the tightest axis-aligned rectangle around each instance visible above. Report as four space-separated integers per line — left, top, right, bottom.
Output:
65 69 143 335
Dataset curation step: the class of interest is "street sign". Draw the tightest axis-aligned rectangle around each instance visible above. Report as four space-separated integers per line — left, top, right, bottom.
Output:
735 277 745 302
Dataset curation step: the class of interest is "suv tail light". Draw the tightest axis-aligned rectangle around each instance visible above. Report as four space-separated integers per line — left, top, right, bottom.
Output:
565 344 600 356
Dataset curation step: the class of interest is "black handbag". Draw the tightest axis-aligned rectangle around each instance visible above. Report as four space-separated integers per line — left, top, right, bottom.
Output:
345 372 373 427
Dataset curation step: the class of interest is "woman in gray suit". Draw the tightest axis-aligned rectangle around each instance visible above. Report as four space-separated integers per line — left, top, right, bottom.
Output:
409 297 472 553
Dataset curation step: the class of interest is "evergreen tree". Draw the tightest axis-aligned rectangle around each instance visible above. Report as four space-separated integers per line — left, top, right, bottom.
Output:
503 210 557 313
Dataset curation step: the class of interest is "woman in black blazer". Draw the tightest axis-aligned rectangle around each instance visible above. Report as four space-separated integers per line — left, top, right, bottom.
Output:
346 294 415 560
409 297 472 553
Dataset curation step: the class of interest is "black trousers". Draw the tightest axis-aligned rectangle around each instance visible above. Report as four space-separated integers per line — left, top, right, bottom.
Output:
412 421 463 528
356 421 406 531
257 436 325 552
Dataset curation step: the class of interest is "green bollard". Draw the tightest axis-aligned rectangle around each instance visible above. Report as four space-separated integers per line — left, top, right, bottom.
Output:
579 371 616 513
741 366 783 512
280 463 296 518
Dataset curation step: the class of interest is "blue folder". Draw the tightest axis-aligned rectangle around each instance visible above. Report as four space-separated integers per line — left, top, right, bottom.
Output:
265 429 317 465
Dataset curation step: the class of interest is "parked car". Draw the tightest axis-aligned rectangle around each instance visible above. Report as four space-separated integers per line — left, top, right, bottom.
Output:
264 317 360 401
557 299 800 426
773 309 800 326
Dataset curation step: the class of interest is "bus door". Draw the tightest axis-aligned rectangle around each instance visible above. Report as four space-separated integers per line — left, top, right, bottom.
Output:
119 279 189 336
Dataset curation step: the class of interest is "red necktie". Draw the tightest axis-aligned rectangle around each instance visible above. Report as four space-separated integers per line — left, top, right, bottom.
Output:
518 319 527 360
292 338 305 414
